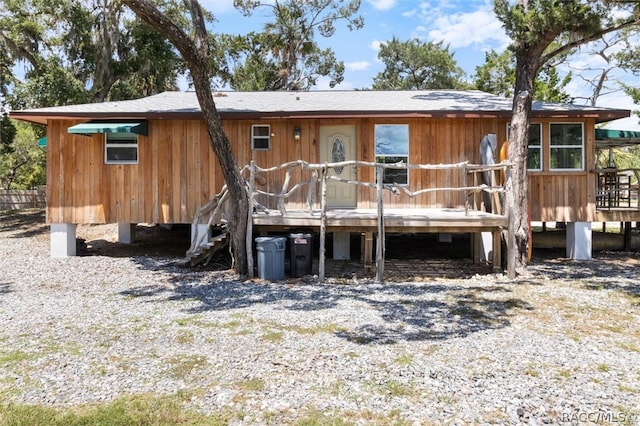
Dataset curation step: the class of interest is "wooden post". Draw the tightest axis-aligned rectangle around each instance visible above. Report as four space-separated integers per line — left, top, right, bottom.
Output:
462 163 469 215
318 167 328 282
246 161 256 278
505 169 516 278
375 167 385 284
278 165 292 215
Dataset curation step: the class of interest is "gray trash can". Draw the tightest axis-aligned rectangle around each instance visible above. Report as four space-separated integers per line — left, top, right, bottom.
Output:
289 233 313 277
255 237 286 281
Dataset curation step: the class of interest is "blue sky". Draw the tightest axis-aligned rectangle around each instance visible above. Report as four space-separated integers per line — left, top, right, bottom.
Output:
200 0 640 130
203 0 509 90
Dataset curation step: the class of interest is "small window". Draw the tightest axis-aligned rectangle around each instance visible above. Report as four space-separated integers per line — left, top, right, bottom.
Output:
105 133 138 164
550 123 583 170
252 125 270 150
527 123 542 171
375 124 409 185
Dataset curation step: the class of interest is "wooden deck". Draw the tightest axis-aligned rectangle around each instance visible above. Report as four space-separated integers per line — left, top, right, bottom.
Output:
252 207 507 275
252 207 507 233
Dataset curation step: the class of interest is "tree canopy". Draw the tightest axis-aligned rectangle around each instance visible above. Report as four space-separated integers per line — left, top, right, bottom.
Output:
224 0 363 91
2 0 185 109
372 37 469 90
473 49 572 103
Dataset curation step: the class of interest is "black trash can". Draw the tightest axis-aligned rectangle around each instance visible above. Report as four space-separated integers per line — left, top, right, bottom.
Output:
289 233 313 277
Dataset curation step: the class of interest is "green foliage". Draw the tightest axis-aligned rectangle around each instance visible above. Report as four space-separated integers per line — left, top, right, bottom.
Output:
2 0 185 108
0 120 46 189
474 49 571 102
495 0 603 61
372 37 469 90
474 50 515 97
224 0 363 90
0 113 16 154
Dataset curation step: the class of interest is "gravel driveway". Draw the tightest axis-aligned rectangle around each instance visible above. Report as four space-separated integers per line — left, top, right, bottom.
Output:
1 210 639 424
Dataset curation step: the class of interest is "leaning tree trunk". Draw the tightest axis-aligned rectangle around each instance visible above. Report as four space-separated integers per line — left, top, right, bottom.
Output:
122 0 249 275
506 56 536 276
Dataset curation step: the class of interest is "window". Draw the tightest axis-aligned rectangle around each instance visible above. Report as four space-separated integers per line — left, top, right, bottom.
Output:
550 123 583 170
252 125 270 150
105 133 138 164
507 123 542 171
375 124 409 185
527 123 542 171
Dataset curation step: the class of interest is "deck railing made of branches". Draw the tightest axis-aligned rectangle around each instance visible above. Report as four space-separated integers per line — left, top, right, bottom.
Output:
243 159 511 283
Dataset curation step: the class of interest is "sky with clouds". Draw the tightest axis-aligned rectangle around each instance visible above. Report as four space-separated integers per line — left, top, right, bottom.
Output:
200 0 639 130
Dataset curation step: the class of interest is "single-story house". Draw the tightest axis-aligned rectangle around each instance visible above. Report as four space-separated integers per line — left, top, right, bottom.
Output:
10 90 637 268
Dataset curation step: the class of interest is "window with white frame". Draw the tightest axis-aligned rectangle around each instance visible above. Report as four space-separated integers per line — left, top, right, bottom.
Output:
105 132 138 164
375 124 409 185
550 123 583 170
507 123 542 171
527 123 542 171
252 124 270 150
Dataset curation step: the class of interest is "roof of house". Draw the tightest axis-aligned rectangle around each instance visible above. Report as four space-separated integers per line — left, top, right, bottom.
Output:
11 90 630 125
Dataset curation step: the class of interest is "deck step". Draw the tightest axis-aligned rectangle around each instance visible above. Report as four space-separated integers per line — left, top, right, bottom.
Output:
178 229 229 267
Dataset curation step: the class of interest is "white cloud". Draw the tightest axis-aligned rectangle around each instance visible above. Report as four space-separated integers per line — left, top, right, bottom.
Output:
369 40 383 51
367 0 397 11
345 61 371 71
402 9 417 18
427 9 508 49
199 0 235 14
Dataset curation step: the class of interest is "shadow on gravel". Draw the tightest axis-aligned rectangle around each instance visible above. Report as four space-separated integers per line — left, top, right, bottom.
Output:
0 283 13 295
121 277 532 344
0 209 47 238
524 250 640 301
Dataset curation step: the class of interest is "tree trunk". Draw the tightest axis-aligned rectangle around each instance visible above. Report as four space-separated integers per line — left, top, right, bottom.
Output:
507 56 536 275
122 0 249 275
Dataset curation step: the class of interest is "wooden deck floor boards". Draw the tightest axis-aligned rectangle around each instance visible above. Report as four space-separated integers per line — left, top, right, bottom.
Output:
253 207 507 233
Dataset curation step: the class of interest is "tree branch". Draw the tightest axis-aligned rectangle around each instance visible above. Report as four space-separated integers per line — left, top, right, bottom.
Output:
121 0 202 65
541 17 640 65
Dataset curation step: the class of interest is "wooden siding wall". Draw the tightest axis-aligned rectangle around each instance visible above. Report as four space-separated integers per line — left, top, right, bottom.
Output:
527 118 596 222
47 119 220 224
46 116 595 224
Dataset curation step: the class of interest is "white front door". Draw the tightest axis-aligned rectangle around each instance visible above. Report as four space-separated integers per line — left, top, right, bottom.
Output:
320 125 357 208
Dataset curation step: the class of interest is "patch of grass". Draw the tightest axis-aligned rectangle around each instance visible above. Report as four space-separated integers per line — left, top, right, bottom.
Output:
616 342 640 353
262 331 284 343
166 354 208 380
435 394 457 404
394 354 413 366
383 380 415 398
175 316 220 328
557 369 572 379
618 383 636 393
235 378 265 392
0 394 233 426
523 363 539 377
222 320 243 329
259 320 346 336
175 330 195 344
287 323 346 335
295 408 353 426
0 350 32 367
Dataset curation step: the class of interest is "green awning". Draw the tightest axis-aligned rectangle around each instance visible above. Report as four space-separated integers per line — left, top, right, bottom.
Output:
67 121 148 136
596 128 640 149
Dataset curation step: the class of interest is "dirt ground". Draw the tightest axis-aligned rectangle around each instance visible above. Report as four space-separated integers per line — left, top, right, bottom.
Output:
2 208 637 281
0 209 193 259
